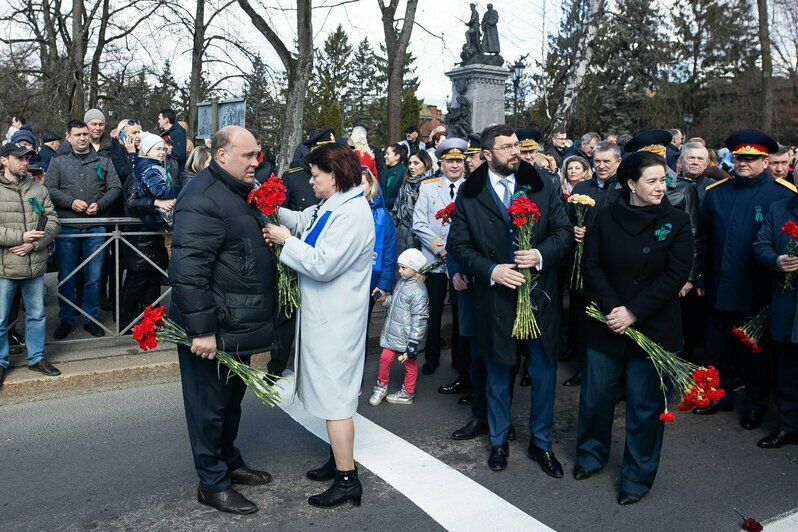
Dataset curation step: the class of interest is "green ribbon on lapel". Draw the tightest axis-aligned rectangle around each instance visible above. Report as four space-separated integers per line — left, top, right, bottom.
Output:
654 223 672 242
95 164 104 181
666 174 673 187
511 185 531 201
27 197 45 214
754 205 763 223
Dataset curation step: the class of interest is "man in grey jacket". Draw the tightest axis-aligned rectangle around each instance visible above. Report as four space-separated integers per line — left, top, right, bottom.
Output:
44 119 121 340
0 142 62 385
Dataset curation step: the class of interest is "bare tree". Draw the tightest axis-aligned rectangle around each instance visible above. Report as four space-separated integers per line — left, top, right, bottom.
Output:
545 0 605 136
238 0 313 174
757 0 773 131
378 0 419 143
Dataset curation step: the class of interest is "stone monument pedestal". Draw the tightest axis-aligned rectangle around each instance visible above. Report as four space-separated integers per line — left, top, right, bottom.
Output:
445 63 510 137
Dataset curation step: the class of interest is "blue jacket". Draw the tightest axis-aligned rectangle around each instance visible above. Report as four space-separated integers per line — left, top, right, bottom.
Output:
703 170 795 313
369 191 397 293
753 195 798 343
160 122 187 171
134 156 182 226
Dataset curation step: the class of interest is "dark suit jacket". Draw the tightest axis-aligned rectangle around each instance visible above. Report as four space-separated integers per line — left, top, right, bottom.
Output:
448 160 573 364
582 193 693 357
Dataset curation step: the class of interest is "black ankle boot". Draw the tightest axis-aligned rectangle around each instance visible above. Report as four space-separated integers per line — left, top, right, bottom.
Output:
306 446 336 482
308 468 362 508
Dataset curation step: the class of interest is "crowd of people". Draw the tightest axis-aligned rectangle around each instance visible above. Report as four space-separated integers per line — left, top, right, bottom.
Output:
2 111 798 514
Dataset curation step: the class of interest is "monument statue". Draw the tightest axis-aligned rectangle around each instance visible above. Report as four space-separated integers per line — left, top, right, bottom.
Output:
481 4 500 54
460 4 503 67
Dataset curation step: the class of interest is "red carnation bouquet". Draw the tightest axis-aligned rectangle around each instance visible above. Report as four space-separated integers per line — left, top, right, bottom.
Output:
586 302 725 422
132 306 282 407
249 174 300 316
435 202 455 226
731 305 769 354
780 220 798 291
507 196 542 339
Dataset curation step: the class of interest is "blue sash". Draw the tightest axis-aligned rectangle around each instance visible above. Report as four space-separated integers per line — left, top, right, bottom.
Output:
372 208 386 272
304 192 364 248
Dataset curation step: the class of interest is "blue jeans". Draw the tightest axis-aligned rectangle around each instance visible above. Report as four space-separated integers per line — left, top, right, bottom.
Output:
55 226 105 324
0 276 46 367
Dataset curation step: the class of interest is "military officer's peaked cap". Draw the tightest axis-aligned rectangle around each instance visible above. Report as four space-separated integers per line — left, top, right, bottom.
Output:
516 127 542 152
465 133 482 154
624 129 672 156
303 128 337 148
436 137 468 160
725 129 779 157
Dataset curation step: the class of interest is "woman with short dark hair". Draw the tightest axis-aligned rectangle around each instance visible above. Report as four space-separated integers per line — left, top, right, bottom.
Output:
575 151 693 505
264 143 375 509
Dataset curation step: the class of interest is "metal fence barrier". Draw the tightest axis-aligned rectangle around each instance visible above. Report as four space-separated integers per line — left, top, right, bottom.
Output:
47 217 170 345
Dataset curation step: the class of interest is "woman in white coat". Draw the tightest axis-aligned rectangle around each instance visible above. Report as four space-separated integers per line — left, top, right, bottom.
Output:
264 143 375 509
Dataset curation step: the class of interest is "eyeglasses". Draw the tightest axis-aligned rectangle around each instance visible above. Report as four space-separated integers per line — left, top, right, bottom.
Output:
127 119 140 126
490 142 522 153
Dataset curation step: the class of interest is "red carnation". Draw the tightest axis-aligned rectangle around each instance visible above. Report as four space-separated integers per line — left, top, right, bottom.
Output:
513 217 528 226
435 203 455 225
781 220 798 239
659 411 676 423
742 518 763 532
249 174 287 218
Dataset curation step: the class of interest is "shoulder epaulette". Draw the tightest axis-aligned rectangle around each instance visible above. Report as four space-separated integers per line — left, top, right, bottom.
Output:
422 177 440 184
776 178 797 193
287 166 304 174
705 178 729 191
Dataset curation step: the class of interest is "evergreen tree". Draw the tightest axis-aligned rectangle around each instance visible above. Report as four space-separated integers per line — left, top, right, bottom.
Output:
349 38 381 127
244 54 285 148
310 24 354 132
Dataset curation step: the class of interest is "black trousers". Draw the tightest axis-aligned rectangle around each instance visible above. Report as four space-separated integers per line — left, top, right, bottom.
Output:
704 308 770 412
268 312 296 376
120 270 162 329
425 272 467 382
682 292 708 360
773 342 798 432
178 344 247 491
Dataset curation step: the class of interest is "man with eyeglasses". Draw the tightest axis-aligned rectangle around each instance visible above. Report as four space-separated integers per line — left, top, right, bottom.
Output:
698 129 795 432
448 125 573 475
44 119 122 340
547 129 569 161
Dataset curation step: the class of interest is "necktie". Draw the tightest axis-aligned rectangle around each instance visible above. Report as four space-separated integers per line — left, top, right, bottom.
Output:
500 179 512 208
449 183 455 200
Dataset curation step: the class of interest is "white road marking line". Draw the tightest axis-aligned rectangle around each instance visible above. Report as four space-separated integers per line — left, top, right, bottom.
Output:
275 372 554 532
757 507 798 532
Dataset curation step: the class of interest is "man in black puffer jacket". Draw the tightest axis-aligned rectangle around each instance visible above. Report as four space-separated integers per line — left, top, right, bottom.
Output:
169 126 277 515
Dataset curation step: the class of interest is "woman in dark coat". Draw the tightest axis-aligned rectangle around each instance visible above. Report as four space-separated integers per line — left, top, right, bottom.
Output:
575 151 693 505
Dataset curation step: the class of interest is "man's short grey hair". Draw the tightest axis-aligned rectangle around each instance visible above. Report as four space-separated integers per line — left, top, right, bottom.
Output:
210 126 236 159
679 142 708 161
593 141 621 160
581 132 601 144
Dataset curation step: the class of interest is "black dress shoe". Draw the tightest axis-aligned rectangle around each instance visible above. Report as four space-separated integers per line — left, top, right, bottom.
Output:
439 379 470 395
308 469 362 508
527 444 563 478
53 320 72 340
197 486 258 514
307 447 336 481
757 430 798 449
508 424 516 441
0 366 6 386
488 444 509 471
740 409 764 430
519 374 531 387
28 359 61 377
84 322 106 337
457 394 473 405
693 400 734 415
573 465 599 480
421 362 439 376
451 419 489 440
617 491 643 506
230 466 273 485
563 371 581 387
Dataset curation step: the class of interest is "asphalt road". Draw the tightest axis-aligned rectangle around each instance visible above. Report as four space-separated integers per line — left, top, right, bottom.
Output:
2 353 796 531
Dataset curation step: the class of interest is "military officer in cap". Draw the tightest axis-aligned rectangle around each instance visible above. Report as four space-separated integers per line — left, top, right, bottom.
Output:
699 129 796 430
268 129 336 377
412 138 469 396
625 129 703 300
465 133 484 175
516 128 541 165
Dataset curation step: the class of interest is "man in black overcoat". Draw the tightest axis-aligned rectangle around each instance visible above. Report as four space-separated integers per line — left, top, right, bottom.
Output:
448 125 573 474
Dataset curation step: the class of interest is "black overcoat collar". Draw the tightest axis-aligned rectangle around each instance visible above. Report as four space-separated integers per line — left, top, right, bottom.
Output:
609 191 674 236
